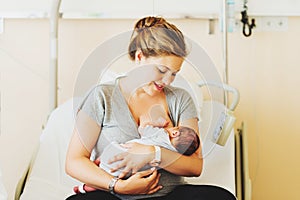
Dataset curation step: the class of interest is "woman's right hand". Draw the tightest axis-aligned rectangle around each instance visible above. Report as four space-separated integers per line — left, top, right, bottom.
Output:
114 167 162 195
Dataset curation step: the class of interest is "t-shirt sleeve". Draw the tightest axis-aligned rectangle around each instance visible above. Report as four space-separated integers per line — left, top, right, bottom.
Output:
167 87 200 126
178 89 199 122
78 86 105 126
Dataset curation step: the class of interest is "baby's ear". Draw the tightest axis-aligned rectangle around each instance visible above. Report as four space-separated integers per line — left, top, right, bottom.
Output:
170 130 180 138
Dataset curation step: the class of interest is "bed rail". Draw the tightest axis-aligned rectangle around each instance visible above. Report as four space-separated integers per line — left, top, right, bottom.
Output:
235 122 252 200
197 81 240 146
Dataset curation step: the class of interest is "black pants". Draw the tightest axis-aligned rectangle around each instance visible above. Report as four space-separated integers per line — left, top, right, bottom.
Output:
66 184 236 200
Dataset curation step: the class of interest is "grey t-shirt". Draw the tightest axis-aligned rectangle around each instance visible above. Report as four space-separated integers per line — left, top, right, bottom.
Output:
78 79 199 199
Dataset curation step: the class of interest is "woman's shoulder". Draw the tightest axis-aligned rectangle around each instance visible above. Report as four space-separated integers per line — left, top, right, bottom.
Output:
79 82 117 106
164 85 191 97
89 82 116 94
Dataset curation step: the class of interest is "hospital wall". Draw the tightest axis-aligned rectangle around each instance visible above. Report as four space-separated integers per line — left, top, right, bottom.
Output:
0 17 300 199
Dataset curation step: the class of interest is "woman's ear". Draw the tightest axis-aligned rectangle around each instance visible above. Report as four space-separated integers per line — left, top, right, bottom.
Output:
135 49 144 63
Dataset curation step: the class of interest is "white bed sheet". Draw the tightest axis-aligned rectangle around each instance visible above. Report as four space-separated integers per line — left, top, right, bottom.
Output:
0 166 7 200
184 132 235 195
20 98 81 200
19 97 236 200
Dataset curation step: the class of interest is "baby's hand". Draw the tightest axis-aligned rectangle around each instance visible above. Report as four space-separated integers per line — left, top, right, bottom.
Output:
73 158 100 194
73 184 97 194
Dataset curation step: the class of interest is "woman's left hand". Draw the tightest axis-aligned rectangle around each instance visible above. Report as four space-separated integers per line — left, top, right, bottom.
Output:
108 143 155 179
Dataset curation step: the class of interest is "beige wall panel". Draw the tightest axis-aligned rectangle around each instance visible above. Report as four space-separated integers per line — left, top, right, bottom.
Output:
0 19 49 199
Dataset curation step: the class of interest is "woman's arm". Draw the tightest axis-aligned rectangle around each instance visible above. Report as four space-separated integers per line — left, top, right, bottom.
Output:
160 117 203 177
65 110 115 191
65 110 161 195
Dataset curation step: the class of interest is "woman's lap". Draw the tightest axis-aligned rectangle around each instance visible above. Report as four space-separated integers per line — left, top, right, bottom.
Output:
163 184 235 200
66 190 120 200
141 185 236 200
66 184 236 200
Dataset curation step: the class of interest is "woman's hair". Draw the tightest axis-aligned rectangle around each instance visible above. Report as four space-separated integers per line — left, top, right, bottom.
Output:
128 16 187 60
175 126 200 156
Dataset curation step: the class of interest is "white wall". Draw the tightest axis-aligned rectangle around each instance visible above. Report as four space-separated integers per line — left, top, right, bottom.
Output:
0 19 49 199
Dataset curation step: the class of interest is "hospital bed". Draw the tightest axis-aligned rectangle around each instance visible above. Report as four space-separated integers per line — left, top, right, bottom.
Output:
0 167 7 200
15 80 250 200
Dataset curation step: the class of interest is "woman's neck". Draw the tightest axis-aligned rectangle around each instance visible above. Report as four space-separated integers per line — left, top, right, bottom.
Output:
119 76 161 101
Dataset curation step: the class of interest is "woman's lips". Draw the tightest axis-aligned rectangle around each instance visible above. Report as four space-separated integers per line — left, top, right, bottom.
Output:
154 82 164 91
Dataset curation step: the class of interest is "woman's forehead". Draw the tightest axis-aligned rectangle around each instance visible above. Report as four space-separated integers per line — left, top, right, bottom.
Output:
146 55 184 71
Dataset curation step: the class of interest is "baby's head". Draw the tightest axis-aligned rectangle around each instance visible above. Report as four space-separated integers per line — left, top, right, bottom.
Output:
167 126 200 156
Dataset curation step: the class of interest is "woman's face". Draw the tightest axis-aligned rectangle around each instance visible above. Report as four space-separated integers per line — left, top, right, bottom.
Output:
138 55 184 94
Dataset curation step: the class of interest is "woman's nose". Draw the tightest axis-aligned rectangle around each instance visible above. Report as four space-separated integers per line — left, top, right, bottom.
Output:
162 74 174 85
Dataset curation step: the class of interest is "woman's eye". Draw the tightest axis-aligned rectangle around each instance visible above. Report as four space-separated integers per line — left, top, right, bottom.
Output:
158 68 167 74
171 73 177 77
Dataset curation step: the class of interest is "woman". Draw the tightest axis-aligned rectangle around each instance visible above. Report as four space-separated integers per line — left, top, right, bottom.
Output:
65 16 235 200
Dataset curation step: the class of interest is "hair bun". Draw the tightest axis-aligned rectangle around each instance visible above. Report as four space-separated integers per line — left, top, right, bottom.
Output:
128 16 187 60
135 16 165 31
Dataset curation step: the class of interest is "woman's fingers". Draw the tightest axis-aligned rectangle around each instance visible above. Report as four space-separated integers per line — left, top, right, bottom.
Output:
149 173 161 189
108 143 155 179
136 167 156 177
117 166 132 179
109 158 133 179
120 143 133 148
120 168 161 195
147 184 162 194
143 169 162 194
115 160 142 179
108 152 127 163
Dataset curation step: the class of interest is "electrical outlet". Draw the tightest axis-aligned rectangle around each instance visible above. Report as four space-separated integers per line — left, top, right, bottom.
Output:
255 16 288 32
